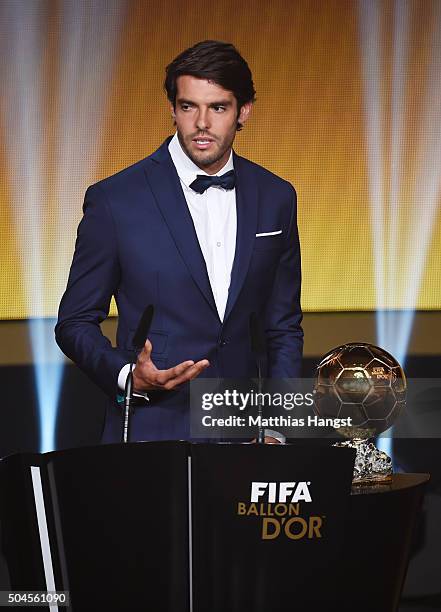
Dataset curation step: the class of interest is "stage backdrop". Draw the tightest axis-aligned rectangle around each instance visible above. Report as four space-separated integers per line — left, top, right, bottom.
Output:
1 0 440 318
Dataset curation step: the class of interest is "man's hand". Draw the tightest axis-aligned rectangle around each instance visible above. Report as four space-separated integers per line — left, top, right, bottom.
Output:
132 339 210 392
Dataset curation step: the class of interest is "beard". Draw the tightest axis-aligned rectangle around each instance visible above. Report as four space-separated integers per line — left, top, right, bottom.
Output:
177 130 234 171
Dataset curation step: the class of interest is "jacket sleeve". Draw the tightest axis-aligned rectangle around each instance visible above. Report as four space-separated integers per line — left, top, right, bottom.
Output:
55 184 131 398
264 185 303 378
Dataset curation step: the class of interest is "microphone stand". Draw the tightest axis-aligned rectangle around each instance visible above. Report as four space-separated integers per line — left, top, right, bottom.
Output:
249 312 265 444
256 355 265 445
122 364 134 444
121 305 154 444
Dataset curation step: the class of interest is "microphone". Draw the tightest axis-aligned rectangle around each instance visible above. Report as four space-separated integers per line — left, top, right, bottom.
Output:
249 312 266 357
249 313 266 444
132 304 154 350
122 305 155 443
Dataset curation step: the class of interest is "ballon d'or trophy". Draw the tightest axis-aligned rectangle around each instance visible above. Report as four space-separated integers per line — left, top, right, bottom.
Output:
313 343 406 485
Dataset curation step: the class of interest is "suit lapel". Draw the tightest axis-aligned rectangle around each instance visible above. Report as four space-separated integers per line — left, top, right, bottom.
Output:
224 153 258 321
144 140 218 316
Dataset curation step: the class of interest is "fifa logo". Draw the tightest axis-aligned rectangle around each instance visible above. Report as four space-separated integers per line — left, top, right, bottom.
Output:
236 481 324 540
250 481 312 503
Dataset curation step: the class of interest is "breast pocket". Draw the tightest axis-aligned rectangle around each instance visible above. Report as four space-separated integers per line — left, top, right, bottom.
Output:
253 231 284 251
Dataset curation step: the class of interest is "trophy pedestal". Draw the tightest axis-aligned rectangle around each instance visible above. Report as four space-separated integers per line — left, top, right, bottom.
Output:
335 438 393 485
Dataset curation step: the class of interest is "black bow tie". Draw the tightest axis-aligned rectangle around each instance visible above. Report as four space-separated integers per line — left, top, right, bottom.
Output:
189 170 236 194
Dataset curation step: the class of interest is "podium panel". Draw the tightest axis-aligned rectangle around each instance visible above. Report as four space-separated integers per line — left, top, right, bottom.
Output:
0 442 428 612
0 442 190 611
191 443 355 611
343 474 429 612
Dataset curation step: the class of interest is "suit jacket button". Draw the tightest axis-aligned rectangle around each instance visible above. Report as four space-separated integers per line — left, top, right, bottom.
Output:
219 339 228 347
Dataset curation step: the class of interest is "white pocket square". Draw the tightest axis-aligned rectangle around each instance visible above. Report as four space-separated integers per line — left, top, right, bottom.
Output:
255 230 282 237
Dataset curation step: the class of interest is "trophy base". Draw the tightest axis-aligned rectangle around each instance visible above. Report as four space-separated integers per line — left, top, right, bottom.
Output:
334 438 393 486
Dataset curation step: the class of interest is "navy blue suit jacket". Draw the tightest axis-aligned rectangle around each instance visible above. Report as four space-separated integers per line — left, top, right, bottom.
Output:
55 138 303 442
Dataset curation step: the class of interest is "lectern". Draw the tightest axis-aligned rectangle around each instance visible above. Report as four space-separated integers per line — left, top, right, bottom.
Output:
0 442 428 611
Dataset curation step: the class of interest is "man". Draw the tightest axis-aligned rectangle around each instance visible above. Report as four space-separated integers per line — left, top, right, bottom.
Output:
55 40 303 443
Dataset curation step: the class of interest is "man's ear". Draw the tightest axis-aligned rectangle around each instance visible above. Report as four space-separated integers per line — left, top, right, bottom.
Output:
238 101 253 126
170 103 176 119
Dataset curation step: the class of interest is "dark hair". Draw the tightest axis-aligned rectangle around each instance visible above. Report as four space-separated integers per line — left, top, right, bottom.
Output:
165 40 256 129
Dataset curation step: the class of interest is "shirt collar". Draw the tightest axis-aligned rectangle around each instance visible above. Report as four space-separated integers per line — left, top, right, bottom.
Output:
168 133 234 190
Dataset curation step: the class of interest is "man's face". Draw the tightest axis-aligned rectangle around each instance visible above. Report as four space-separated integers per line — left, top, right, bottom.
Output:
171 75 252 174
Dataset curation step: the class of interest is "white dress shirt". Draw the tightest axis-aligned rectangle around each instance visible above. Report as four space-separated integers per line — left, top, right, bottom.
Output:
168 133 236 321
